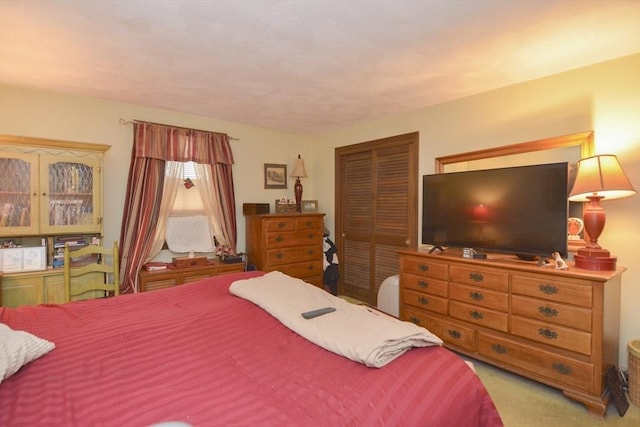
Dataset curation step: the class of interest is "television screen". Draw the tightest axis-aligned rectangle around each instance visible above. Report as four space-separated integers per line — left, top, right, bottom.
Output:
422 162 569 258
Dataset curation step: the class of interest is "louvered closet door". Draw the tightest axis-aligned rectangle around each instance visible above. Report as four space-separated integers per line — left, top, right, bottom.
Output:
336 132 418 305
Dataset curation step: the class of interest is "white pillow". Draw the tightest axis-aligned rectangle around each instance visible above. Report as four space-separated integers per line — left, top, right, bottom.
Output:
0 323 55 384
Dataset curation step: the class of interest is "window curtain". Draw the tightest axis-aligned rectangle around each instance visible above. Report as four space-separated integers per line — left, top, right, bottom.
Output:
119 122 235 293
194 163 236 249
145 162 183 261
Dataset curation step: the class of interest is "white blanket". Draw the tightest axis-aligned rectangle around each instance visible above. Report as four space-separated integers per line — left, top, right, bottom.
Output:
229 271 443 368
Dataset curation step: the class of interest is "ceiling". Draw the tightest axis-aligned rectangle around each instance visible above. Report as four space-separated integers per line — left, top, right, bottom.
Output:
1 1 639 134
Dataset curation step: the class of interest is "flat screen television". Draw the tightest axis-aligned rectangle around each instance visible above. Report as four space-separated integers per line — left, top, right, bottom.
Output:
422 162 569 259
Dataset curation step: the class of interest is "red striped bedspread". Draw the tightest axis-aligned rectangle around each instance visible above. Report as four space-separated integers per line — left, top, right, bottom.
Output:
0 271 503 426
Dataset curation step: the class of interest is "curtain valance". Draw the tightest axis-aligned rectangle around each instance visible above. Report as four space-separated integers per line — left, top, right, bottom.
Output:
133 121 234 164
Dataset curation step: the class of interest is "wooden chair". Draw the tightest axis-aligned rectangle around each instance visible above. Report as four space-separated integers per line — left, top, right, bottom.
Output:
63 241 120 302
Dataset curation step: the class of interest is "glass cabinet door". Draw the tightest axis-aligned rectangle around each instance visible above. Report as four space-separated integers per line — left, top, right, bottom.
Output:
0 152 39 236
40 155 102 234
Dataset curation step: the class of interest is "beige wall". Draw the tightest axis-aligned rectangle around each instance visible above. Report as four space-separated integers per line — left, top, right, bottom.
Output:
0 84 315 256
312 54 640 368
1 54 638 367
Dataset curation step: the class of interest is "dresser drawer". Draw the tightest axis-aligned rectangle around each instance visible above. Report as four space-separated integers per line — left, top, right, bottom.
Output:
264 219 296 232
266 244 323 267
400 272 448 297
449 265 508 291
477 332 595 393
449 301 508 332
402 288 448 315
266 229 323 249
429 317 476 352
400 256 448 279
450 283 508 311
512 275 592 307
271 261 323 281
295 216 324 230
511 295 592 331
511 316 592 355
403 307 476 351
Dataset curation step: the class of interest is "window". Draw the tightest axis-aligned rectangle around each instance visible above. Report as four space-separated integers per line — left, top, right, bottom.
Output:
162 161 225 254
170 161 205 215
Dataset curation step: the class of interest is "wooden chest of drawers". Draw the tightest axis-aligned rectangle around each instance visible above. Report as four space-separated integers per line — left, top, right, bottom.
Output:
245 213 325 287
398 249 624 418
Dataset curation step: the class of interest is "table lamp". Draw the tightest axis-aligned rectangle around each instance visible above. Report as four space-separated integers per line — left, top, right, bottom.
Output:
568 154 636 270
291 154 308 213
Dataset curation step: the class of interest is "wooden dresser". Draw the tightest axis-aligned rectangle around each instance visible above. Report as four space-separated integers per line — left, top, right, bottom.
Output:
245 213 325 287
398 248 624 418
138 260 244 292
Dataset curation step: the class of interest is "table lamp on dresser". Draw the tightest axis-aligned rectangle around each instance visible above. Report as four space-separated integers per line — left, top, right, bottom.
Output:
568 154 636 270
291 154 308 213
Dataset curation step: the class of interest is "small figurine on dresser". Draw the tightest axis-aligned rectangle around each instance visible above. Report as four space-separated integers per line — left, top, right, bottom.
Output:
552 251 569 270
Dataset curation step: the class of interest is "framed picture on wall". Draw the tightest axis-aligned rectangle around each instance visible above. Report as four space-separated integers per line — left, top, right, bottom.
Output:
264 163 287 189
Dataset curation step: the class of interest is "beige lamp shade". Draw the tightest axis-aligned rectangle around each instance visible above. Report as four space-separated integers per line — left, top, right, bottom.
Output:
569 154 636 202
291 155 308 178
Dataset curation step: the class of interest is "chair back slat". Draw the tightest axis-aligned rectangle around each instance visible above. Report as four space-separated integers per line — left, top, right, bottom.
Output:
63 241 120 302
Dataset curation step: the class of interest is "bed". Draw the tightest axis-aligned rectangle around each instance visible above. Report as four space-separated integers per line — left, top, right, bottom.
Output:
1 271 503 426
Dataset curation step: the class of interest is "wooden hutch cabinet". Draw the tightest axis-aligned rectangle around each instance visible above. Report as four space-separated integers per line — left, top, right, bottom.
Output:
398 248 624 418
0 135 109 307
245 213 325 287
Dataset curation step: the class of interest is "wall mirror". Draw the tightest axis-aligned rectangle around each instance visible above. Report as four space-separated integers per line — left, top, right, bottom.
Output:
434 131 594 251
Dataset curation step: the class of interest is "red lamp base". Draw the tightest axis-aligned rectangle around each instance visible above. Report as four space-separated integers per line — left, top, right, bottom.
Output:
574 247 617 271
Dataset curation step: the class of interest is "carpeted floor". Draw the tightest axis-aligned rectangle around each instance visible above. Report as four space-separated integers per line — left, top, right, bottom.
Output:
470 357 640 426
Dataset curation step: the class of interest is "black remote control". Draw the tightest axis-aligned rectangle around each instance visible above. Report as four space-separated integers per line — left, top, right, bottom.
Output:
301 307 336 319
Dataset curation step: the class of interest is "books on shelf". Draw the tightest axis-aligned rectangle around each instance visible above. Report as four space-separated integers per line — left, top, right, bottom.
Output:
54 236 87 248
0 203 29 227
0 203 10 227
51 236 92 267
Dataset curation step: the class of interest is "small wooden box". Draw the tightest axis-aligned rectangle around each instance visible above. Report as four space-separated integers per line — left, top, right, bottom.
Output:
172 256 208 268
243 203 270 215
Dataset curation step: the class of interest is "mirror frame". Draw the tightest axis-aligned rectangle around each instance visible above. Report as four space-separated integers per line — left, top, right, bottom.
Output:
434 131 594 252
435 131 594 173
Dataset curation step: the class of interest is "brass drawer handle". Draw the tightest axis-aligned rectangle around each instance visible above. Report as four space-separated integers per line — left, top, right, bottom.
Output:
552 362 572 375
409 316 421 325
469 273 484 282
539 284 558 294
448 329 462 339
491 344 508 354
539 306 558 317
277 222 286 229
275 252 284 259
469 310 484 320
305 221 312 227
307 249 314 255
469 291 484 301
417 296 429 305
275 236 284 242
418 280 429 289
307 265 314 271
538 328 558 339
418 263 429 272
307 233 314 240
